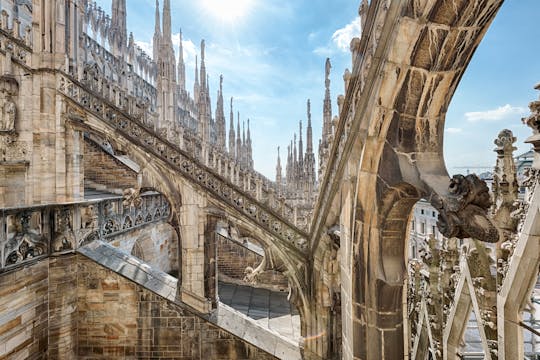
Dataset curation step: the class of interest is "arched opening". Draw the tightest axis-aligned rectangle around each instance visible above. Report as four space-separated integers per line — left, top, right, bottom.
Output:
213 219 302 342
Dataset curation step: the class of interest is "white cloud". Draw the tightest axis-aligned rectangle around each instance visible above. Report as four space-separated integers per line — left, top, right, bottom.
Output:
445 127 463 133
313 46 333 56
465 104 527 122
332 17 361 52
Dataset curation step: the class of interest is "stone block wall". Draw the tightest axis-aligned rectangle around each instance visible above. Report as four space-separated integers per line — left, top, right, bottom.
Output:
48 255 78 358
0 255 277 359
0 261 49 360
217 236 261 280
109 221 178 275
77 256 139 358
84 138 137 193
217 237 288 291
76 255 277 359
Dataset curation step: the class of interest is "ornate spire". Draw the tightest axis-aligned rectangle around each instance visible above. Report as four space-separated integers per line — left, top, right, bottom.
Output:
242 120 246 167
305 99 316 197
194 55 199 101
276 146 282 185
215 75 226 151
242 120 246 147
206 74 212 123
247 119 253 168
236 112 242 162
319 58 333 181
298 120 304 169
286 143 292 185
163 0 172 44
323 58 332 143
177 29 186 91
229 97 236 158
293 133 297 167
200 40 206 91
307 99 313 153
153 0 161 60
111 0 127 57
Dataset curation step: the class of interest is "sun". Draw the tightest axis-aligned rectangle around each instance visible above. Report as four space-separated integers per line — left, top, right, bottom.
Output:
201 0 253 23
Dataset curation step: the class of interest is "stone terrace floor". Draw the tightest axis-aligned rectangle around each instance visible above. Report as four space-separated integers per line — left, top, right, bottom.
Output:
218 281 301 340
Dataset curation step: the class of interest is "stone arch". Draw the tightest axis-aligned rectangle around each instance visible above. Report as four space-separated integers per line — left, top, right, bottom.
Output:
127 223 178 274
379 183 422 285
212 208 309 335
68 114 185 280
131 239 145 261
351 181 422 359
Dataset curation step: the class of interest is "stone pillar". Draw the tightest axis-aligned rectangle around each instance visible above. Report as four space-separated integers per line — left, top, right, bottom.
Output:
179 188 211 312
498 85 540 359
204 215 219 309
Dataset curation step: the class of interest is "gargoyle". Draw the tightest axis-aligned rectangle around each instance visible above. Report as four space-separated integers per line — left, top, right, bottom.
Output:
432 174 499 243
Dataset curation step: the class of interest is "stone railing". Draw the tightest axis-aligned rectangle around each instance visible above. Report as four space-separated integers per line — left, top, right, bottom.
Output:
82 34 157 105
58 74 309 253
310 0 391 245
0 192 169 272
0 18 32 69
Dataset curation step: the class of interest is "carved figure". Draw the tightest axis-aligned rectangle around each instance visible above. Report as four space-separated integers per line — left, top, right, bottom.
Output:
123 187 142 208
52 209 76 252
0 96 15 131
433 174 499 243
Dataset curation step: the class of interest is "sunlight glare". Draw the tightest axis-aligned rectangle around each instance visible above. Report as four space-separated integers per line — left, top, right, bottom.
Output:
201 0 253 23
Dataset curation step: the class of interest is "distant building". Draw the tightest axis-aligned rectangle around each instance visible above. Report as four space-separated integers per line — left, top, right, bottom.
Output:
409 199 442 259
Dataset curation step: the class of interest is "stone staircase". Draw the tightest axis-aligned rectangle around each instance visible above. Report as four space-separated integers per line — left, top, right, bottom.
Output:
78 241 301 360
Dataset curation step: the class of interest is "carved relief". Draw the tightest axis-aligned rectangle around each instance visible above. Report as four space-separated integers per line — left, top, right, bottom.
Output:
52 208 76 252
4 211 47 267
78 204 99 246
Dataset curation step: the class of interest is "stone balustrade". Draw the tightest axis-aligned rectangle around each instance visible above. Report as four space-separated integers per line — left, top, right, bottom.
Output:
0 192 170 272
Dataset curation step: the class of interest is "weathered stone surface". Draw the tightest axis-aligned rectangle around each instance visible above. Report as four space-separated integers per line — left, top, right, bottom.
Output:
78 241 298 359
0 261 49 360
76 253 279 359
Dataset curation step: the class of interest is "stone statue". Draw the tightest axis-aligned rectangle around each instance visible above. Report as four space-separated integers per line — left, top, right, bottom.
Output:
0 96 16 131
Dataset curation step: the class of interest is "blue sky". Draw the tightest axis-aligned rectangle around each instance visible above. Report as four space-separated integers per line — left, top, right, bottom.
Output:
94 0 540 179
